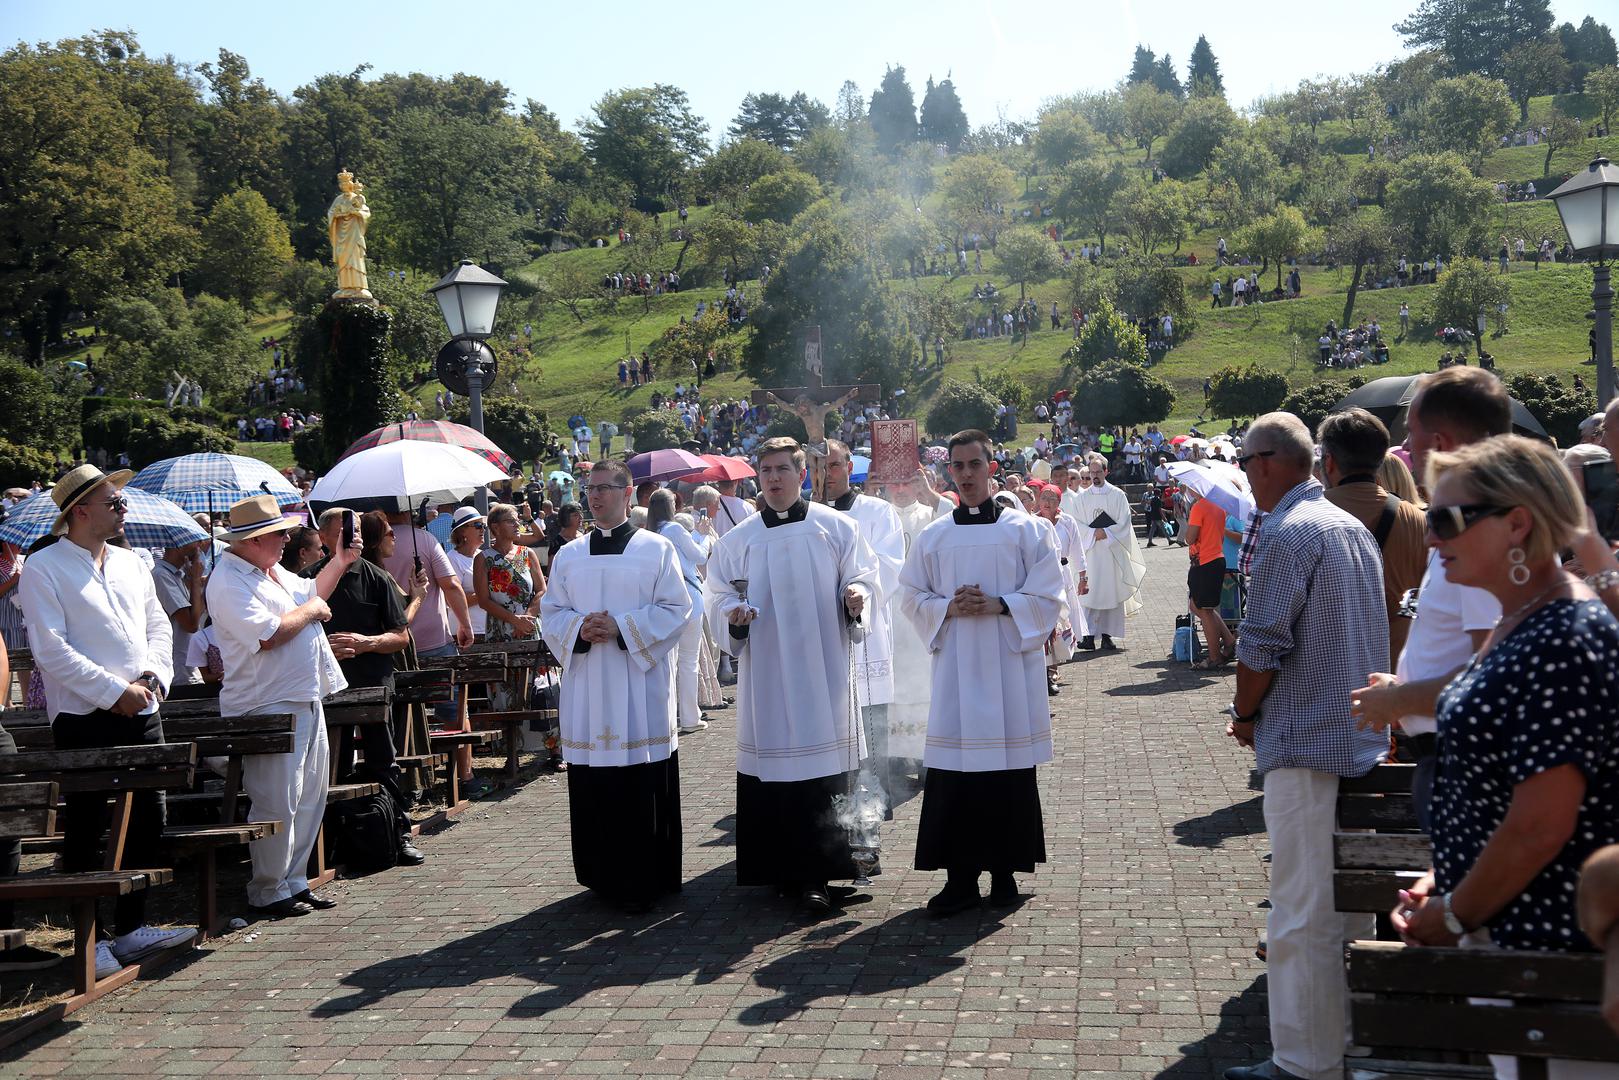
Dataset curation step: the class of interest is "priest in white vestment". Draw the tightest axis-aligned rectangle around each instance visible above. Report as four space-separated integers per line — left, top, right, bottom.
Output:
541 461 692 913
817 440 905 814
1051 462 1092 643
1035 484 1087 681
705 437 879 917
899 430 1067 917
885 470 952 768
1070 452 1145 649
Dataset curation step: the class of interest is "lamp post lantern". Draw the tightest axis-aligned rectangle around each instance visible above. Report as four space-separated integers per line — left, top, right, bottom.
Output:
1547 156 1619 407
428 259 508 512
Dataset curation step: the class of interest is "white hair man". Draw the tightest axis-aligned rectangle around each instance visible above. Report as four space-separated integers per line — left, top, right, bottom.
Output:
1068 452 1145 649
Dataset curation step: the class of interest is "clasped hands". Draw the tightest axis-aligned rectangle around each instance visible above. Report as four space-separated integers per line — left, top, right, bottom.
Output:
946 584 1000 618
579 611 618 643
327 632 373 661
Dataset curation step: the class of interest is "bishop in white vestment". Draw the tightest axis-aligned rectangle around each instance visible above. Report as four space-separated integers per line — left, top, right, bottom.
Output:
541 467 692 912
898 432 1067 917
1071 454 1145 648
705 438 879 915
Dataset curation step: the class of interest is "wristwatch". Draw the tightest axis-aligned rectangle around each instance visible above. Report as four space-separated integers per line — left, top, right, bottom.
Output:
1440 892 1467 936
997 597 1010 615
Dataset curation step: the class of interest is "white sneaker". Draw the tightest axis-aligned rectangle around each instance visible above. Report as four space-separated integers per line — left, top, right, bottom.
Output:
94 940 124 980
110 925 198 965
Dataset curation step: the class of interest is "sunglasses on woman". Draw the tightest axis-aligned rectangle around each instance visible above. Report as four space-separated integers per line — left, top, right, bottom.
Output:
1425 503 1511 541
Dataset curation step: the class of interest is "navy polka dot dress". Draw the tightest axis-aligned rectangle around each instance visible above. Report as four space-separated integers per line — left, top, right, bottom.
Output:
1433 598 1619 952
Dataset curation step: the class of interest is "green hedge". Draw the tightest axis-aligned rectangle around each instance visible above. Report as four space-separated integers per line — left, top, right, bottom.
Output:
0 439 57 490
80 395 232 431
82 408 235 469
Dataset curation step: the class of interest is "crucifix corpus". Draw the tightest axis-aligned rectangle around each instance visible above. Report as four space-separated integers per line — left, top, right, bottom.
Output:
751 326 880 501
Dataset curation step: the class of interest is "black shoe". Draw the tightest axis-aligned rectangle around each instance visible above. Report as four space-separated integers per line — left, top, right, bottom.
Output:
1047 676 1059 697
926 881 982 918
826 884 861 901
294 889 337 910
1145 542 1156 547
1224 1062 1306 1080
397 839 426 865
800 887 833 916
0 944 63 972
1100 636 1118 650
249 898 313 919
1078 636 1096 651
988 873 1021 907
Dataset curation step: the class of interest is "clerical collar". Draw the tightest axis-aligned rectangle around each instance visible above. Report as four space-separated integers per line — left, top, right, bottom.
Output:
762 498 808 528
595 518 634 539
587 518 636 555
953 497 1001 525
830 489 858 512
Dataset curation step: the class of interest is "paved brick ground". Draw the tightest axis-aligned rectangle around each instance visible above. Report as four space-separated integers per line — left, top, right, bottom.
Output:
7 543 1273 1079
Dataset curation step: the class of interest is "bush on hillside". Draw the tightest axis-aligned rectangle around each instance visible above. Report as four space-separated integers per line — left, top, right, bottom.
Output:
627 409 691 452
925 379 1002 438
447 397 554 465
1065 301 1149 374
1504 372 1595 448
1 356 77 453
293 425 328 474
973 367 1031 415
1280 376 1366 436
82 407 235 468
1071 362 1175 428
0 439 57 490
1207 363 1290 421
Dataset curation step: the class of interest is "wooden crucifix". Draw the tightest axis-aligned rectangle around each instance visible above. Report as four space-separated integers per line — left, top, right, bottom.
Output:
750 326 881 458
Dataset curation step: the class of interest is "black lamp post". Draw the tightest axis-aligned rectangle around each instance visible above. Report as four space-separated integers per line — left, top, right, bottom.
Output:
427 260 507 511
1547 157 1619 407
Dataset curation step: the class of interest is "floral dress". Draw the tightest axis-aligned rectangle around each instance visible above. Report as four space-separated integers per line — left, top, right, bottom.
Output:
483 545 552 746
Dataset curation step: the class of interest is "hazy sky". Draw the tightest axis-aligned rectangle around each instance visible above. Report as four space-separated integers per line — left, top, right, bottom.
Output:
5 0 1595 138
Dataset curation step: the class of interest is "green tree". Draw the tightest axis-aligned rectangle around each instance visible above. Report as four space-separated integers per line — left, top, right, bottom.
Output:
919 76 970 150
1540 109 1586 175
1071 361 1175 427
697 138 789 205
925 378 1001 438
533 257 607 324
1432 257 1510 356
1385 151 1497 256
649 308 742 383
1504 372 1596 447
729 91 829 149
0 356 76 452
0 439 56 489
1123 82 1180 160
1207 363 1289 420
1187 35 1225 97
1236 205 1320 290
1152 55 1184 98
627 408 692 451
1559 17 1618 86
868 66 919 155
995 227 1061 300
742 170 823 224
1075 90 1130 149
1055 158 1129 251
1395 0 1555 76
1034 108 1098 172
1281 378 1362 435
1583 66 1619 132
941 154 1016 238
1328 211 1396 326
1419 75 1516 170
194 49 288 210
1501 37 1570 121
1066 301 1149 372
1112 255 1191 325
283 67 389 258
1159 95 1237 178
196 188 294 311
1208 134 1283 230
449 396 551 463
1128 46 1158 86
580 85 709 208
1112 177 1191 255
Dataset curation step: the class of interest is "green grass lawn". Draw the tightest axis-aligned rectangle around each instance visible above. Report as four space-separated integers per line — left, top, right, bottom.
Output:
233 440 296 470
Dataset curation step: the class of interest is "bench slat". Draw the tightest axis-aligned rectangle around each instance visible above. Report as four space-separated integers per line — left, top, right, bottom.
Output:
325 705 391 726
160 714 296 738
0 744 195 776
0 868 173 900
0 807 56 838
0 781 59 809
1336 870 1426 912
1341 764 1417 795
1339 794 1422 831
1335 833 1433 870
1349 941 1604 1000
163 823 280 846
1353 998 1619 1062
192 734 295 757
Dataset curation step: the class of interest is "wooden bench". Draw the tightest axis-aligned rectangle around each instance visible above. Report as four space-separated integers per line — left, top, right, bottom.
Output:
1335 763 1429 923
458 640 560 779
1348 941 1619 1080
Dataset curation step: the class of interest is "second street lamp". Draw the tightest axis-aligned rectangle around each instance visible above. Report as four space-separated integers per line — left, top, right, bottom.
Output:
428 260 509 512
1547 156 1619 407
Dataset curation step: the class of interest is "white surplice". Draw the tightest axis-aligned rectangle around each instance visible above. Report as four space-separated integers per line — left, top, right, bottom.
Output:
1046 510 1088 640
898 505 1067 772
836 493 904 706
541 529 692 768
1072 481 1146 624
889 499 952 759
704 501 879 782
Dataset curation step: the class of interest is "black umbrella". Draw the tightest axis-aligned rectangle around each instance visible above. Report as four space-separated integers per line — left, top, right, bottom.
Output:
1329 376 1550 441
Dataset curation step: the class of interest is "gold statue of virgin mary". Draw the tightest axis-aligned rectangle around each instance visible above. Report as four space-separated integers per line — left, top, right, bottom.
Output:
326 170 373 301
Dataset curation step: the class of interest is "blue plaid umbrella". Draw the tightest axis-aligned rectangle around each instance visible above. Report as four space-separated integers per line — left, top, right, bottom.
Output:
128 453 304 515
0 489 208 550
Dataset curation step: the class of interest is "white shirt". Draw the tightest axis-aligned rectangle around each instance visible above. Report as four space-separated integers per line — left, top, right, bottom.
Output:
446 548 486 635
713 494 756 538
206 551 347 716
152 558 200 686
1394 551 1501 737
18 539 173 720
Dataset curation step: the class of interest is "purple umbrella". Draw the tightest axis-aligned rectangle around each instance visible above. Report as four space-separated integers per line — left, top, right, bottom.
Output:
628 448 708 484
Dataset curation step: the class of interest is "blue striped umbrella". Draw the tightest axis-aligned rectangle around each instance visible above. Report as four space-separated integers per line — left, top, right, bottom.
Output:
128 453 304 515
0 488 208 550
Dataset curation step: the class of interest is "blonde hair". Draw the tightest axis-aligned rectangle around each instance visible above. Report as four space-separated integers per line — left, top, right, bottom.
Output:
1377 453 1421 505
486 501 520 527
757 436 805 470
1425 435 1584 565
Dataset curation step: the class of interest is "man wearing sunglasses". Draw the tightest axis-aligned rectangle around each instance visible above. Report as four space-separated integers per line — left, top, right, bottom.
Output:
1349 367 1511 831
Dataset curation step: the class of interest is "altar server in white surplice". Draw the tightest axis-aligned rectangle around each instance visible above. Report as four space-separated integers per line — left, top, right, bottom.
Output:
817 439 905 812
541 460 691 913
705 437 880 917
885 469 953 768
1071 452 1145 650
899 430 1067 918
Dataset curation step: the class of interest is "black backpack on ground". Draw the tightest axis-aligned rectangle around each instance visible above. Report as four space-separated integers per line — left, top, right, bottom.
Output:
329 791 399 875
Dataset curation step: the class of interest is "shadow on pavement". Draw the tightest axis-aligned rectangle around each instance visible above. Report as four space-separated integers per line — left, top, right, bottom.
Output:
1156 972 1271 1079
1171 794 1265 848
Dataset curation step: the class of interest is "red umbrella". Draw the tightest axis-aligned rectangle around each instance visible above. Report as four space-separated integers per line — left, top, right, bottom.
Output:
1169 435 1191 446
690 454 755 482
339 420 516 473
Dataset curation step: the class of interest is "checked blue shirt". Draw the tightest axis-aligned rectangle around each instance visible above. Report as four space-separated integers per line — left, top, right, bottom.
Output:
1237 479 1389 777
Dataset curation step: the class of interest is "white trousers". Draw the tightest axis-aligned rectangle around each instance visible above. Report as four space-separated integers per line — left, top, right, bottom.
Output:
1263 767 1374 1080
1081 603 1124 637
242 700 330 907
675 613 703 729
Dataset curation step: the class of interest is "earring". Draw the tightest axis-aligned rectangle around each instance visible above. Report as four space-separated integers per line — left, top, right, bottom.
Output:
1508 546 1530 586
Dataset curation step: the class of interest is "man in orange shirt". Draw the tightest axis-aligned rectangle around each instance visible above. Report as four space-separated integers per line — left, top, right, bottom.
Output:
1186 491 1236 667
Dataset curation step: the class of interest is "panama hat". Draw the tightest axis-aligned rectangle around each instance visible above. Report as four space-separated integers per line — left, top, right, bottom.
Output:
449 505 487 536
221 494 300 544
50 464 133 536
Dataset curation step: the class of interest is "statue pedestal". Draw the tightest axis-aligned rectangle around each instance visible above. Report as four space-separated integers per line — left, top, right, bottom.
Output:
304 300 399 472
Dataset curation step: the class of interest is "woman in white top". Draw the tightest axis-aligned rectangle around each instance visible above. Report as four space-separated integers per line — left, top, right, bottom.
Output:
445 507 487 638
647 489 711 733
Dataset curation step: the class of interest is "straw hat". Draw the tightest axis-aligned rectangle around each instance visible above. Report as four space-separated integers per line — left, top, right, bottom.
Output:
449 505 486 537
221 494 299 544
50 464 132 536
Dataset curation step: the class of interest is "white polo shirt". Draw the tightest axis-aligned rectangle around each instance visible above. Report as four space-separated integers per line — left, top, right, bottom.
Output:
1394 550 1500 737
206 550 346 716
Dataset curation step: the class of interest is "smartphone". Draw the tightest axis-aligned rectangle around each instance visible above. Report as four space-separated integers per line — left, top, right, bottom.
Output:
342 509 355 550
1584 460 1619 543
